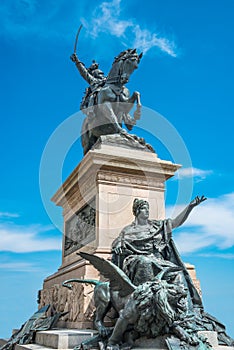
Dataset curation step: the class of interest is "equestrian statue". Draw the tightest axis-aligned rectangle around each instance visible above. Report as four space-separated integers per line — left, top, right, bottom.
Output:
70 26 153 154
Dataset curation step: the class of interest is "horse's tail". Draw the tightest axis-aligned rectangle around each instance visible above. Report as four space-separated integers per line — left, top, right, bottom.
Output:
62 278 102 289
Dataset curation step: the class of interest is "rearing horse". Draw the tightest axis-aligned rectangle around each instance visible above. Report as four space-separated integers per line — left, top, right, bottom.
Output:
71 49 144 154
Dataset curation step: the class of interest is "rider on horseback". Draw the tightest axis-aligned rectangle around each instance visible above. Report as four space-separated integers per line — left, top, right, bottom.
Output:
70 28 152 154
70 53 106 110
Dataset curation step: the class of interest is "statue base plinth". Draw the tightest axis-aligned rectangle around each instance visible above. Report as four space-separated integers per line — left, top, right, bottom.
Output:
38 141 201 329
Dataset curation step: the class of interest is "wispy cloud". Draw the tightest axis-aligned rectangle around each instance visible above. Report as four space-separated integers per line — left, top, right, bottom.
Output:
198 253 234 260
83 0 132 38
0 212 20 218
0 262 40 272
82 0 177 56
169 193 234 256
174 167 213 181
132 25 177 57
0 222 61 253
0 0 178 57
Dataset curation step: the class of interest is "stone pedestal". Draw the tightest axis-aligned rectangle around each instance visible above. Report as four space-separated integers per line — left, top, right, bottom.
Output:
38 142 200 328
54 142 180 263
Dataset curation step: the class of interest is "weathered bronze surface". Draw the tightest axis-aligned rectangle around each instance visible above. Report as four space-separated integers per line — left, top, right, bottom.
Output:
63 197 234 350
71 28 153 154
0 305 62 350
111 196 206 309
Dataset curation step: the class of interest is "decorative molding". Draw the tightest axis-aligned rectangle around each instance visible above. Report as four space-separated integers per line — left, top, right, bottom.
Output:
97 171 165 189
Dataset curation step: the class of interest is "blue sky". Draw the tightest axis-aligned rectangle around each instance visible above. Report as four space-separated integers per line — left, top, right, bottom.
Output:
0 0 234 339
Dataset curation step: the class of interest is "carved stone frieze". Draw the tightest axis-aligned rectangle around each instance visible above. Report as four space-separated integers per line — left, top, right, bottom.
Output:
97 171 165 190
38 283 94 323
64 199 96 256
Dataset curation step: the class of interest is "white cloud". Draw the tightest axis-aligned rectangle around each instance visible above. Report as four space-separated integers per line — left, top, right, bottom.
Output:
0 222 61 253
85 0 132 38
173 231 215 254
175 167 213 180
0 212 20 218
0 262 40 272
83 0 177 57
168 193 234 255
198 253 234 260
133 25 177 56
0 0 178 57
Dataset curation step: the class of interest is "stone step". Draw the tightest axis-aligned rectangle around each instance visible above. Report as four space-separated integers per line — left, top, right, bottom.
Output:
15 344 56 350
0 341 54 350
35 329 98 349
0 329 97 350
2 330 234 350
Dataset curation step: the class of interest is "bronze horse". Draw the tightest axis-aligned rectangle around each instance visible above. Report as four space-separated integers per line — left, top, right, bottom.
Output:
71 49 144 154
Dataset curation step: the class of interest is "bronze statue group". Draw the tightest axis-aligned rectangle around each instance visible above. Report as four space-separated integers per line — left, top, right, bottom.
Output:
63 197 234 350
2 26 233 350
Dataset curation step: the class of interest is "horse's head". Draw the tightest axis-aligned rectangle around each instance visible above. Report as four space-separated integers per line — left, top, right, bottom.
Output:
107 49 143 85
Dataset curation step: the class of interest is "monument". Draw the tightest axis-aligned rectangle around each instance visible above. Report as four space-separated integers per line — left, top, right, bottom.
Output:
2 27 233 350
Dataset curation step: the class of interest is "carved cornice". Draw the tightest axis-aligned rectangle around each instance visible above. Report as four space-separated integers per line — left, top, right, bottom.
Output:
52 146 180 214
97 171 165 190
